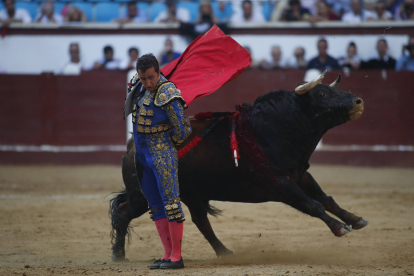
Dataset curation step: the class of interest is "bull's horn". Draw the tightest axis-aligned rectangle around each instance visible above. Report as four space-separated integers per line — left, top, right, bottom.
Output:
329 74 342 88
295 70 327 95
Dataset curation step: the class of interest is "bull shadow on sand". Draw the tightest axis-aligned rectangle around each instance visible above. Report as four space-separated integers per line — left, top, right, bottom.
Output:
189 246 365 267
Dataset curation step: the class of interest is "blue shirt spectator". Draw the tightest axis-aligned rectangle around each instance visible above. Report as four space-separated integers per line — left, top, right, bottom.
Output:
307 38 340 71
396 44 414 71
158 38 181 68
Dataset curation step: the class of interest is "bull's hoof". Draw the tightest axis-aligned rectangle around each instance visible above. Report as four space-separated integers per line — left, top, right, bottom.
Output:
334 224 352 237
352 219 369 230
111 249 128 262
111 254 129 262
216 248 233 257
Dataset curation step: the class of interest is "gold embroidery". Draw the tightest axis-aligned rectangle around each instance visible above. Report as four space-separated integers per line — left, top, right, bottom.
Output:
145 118 152 126
140 107 155 117
143 98 151 106
136 124 172 134
154 82 186 107
137 117 145 125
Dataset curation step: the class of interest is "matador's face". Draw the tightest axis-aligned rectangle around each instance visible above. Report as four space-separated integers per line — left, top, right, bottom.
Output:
138 67 160 92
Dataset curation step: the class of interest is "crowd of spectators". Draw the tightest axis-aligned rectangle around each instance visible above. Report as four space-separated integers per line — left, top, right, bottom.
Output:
249 35 414 71
1 0 414 25
59 37 183 74
58 34 414 75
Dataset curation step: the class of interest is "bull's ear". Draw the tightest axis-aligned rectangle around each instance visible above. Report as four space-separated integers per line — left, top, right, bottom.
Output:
295 70 327 95
329 74 342 88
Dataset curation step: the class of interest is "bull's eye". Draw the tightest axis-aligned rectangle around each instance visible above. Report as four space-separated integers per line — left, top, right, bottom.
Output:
320 93 325 97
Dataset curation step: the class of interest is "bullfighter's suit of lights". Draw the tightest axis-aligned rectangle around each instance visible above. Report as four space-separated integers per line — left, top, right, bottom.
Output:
128 72 192 222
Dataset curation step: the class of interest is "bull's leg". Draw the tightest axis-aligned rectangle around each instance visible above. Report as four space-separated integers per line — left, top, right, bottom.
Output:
182 197 233 256
110 189 150 262
111 151 150 262
299 172 368 230
273 177 352 237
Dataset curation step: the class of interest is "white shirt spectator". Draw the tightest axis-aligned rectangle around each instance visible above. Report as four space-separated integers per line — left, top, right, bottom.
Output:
35 13 64 24
0 9 31 23
154 8 190 23
377 10 393 20
88 57 122 70
300 0 317 15
58 61 87 75
230 10 265 23
341 9 377 22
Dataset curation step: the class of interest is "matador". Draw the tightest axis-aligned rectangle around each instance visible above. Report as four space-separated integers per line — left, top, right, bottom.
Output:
123 54 192 269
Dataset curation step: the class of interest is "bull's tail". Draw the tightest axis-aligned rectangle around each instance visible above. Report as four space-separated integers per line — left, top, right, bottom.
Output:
108 190 131 246
206 202 223 218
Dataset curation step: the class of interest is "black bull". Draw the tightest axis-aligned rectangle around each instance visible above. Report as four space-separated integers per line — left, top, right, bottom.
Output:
109 75 368 261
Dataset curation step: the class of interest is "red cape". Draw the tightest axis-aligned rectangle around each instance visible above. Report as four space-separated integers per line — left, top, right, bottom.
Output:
161 25 252 106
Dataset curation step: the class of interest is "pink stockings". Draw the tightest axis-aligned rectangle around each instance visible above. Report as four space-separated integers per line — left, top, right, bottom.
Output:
154 218 183 262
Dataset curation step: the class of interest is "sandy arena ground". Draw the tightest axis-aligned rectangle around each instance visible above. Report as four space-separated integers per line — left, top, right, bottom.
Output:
0 165 413 276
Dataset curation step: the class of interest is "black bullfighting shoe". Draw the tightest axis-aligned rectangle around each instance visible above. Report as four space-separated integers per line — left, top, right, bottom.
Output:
160 258 184 269
149 259 166 269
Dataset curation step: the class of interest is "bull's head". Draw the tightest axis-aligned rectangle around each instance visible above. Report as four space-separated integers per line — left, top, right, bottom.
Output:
295 70 364 124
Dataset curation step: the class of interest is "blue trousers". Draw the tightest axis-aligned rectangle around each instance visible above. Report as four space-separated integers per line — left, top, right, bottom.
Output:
134 131 185 222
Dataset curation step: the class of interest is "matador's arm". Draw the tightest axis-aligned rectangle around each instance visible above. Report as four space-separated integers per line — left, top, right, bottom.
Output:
164 100 192 147
154 82 192 147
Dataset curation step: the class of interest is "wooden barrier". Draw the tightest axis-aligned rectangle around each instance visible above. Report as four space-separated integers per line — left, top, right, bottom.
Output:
0 69 413 166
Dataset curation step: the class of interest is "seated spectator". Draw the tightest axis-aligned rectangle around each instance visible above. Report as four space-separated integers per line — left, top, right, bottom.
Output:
158 38 181 68
325 0 351 17
243 46 259 69
307 38 340 71
35 1 63 24
154 0 190 23
60 43 86 75
286 47 308 69
386 0 405 14
341 0 378 22
338 42 361 70
64 6 87 23
0 0 31 24
300 0 318 15
402 34 414 55
195 1 219 25
375 0 393 20
360 39 396 70
281 0 311 21
120 47 139 71
114 2 148 24
215 1 234 23
396 40 414 71
395 0 414 20
309 0 340 23
230 0 265 23
260 46 287 69
91 45 121 70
